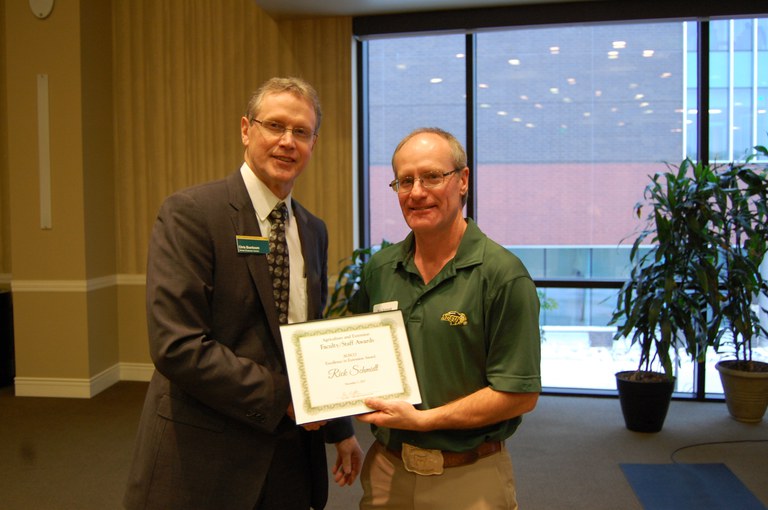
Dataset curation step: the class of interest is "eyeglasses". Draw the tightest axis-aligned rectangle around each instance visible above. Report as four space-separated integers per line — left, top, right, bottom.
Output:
251 119 316 143
389 169 460 194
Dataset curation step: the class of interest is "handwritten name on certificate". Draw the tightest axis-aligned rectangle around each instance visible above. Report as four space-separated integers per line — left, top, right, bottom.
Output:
279 310 421 424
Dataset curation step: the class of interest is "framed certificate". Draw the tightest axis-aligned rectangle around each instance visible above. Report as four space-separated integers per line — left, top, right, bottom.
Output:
279 310 421 424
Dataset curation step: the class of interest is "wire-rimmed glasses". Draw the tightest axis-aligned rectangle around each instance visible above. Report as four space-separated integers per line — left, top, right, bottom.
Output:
251 119 316 143
389 169 460 194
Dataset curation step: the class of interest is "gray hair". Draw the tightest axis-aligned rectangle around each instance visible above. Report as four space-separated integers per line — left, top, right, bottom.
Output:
391 127 469 206
245 77 322 131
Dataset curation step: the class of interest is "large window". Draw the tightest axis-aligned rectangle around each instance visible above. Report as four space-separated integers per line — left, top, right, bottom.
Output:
368 34 467 245
358 9 768 397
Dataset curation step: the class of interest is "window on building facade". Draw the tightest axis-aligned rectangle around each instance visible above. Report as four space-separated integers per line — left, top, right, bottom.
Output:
359 14 768 397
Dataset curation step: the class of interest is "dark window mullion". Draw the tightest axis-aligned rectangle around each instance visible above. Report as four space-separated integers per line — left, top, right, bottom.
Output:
698 20 710 165
465 34 477 220
357 40 371 248
695 19 711 401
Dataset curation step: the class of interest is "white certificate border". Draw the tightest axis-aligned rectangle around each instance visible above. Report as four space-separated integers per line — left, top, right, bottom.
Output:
280 310 420 423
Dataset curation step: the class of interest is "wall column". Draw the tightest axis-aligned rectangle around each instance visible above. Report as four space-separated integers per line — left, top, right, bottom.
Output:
5 0 116 397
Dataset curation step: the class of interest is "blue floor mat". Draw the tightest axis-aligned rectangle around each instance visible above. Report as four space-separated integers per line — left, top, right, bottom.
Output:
620 463 766 510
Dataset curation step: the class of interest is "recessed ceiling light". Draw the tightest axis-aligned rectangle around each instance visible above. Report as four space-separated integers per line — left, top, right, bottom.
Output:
508 59 521 65
430 78 443 84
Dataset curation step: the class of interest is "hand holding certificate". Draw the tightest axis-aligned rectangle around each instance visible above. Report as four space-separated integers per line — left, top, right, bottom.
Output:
280 310 421 425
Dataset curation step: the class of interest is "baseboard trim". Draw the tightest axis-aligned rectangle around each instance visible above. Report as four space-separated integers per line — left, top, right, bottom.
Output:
13 362 153 398
119 362 154 382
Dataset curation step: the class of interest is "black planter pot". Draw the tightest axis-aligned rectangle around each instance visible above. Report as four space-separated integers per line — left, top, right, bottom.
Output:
616 371 675 433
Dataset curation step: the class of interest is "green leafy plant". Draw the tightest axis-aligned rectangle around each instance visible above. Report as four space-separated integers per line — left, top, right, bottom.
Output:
610 145 768 380
537 290 557 341
325 240 393 318
709 145 768 369
538 290 558 313
611 159 718 379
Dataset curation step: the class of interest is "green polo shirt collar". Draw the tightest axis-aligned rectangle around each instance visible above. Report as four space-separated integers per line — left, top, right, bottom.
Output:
393 218 485 284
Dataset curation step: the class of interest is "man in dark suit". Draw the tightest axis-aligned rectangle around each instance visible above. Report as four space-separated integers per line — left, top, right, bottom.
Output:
124 77 362 510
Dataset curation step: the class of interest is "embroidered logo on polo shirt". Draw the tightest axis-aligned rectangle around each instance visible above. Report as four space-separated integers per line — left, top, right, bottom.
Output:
441 311 468 326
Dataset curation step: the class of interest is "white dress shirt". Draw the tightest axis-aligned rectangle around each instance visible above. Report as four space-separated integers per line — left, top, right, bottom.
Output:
240 163 308 324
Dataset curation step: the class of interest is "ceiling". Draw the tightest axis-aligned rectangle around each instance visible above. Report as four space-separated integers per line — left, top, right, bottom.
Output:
253 0 572 20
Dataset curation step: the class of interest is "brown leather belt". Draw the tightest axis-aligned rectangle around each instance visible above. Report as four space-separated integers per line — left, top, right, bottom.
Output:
383 440 503 468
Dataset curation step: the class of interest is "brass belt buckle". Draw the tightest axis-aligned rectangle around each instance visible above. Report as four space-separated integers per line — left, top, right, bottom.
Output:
401 443 444 476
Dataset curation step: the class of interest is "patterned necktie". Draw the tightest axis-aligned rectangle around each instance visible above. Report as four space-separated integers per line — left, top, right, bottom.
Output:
267 202 290 324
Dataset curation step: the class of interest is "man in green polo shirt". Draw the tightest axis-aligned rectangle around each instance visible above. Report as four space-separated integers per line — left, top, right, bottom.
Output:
351 127 541 510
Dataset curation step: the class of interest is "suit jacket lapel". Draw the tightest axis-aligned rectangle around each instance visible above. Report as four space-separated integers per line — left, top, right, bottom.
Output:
225 171 284 349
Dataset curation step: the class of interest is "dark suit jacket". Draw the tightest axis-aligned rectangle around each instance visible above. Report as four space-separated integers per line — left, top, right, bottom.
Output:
124 170 353 510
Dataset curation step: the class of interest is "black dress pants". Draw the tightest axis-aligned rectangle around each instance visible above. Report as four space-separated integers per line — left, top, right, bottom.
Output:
255 426 313 510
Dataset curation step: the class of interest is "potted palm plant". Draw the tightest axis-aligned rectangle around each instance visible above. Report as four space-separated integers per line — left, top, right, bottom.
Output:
610 155 724 432
710 145 768 423
612 144 768 428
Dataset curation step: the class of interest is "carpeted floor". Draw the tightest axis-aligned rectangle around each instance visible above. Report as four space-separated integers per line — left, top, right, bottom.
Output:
1 381 766 509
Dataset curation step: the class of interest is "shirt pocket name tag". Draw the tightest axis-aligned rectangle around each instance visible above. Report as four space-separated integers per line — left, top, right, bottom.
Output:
373 301 398 313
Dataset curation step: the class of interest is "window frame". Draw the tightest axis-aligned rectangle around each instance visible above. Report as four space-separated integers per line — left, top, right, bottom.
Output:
353 1 768 400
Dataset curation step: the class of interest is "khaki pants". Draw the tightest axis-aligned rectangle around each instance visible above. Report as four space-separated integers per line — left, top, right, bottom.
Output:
359 441 518 510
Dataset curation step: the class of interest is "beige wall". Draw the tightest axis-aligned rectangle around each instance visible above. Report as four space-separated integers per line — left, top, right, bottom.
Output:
2 0 353 396
112 2 353 275
7 0 95 393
